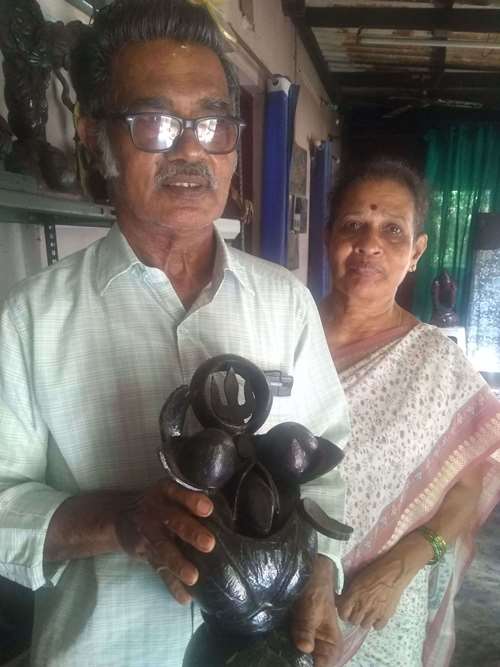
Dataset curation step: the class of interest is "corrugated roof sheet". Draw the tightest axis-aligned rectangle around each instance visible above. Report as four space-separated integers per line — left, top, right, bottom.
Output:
302 0 500 110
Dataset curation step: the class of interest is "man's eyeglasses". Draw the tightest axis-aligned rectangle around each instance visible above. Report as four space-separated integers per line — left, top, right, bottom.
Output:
107 112 245 155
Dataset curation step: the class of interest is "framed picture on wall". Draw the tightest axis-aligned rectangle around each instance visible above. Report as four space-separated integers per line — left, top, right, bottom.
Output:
290 143 308 198
287 195 300 270
293 196 308 234
287 231 299 271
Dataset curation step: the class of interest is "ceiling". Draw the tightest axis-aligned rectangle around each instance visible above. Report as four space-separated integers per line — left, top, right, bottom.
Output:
282 0 500 119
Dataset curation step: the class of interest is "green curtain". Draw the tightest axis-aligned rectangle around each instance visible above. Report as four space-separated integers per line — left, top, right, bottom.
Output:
413 124 500 322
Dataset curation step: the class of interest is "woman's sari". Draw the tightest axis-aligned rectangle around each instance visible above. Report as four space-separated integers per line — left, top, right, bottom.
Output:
336 322 500 666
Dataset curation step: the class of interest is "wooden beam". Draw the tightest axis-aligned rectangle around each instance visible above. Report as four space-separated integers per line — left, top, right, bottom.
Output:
298 24 343 103
282 0 340 104
429 1 454 90
334 71 500 89
306 7 500 33
281 0 305 19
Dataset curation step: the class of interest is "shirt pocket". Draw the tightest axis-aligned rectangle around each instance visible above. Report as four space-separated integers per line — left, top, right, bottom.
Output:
260 395 296 432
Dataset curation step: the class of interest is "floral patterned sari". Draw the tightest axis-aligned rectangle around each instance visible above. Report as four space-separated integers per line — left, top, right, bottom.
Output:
335 323 500 666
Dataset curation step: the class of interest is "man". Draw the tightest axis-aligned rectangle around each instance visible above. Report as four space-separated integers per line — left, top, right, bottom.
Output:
0 1 350 665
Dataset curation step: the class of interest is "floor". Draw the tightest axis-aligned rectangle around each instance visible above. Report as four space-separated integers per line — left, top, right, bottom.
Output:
451 502 500 667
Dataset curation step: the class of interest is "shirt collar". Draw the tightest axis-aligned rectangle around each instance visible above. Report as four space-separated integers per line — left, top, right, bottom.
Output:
96 223 254 296
96 224 141 295
212 225 254 295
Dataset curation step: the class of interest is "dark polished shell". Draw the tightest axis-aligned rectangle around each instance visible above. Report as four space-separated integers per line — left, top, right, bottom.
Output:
180 508 317 637
233 468 276 537
256 422 345 484
177 428 239 490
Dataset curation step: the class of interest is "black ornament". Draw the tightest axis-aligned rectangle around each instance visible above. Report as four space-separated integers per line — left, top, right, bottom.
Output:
158 354 352 666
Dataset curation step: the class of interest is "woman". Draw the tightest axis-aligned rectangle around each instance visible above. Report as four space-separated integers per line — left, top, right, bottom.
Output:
320 158 500 666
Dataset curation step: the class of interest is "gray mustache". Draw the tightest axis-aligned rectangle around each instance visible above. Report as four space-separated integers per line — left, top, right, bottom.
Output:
156 161 216 189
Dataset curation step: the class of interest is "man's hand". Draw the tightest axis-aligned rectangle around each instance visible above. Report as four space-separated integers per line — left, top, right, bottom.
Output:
337 556 410 631
115 480 215 605
44 483 216 605
291 555 343 667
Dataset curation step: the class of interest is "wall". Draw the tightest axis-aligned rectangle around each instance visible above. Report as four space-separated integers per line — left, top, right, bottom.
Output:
223 0 340 281
0 0 340 299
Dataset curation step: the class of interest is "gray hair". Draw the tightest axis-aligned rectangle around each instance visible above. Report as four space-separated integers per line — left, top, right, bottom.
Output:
329 158 429 236
70 0 240 119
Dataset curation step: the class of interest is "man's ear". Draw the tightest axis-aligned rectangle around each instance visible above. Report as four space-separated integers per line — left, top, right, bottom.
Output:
77 116 100 155
231 149 238 176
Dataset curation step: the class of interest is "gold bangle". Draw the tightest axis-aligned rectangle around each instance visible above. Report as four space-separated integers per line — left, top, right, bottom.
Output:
417 526 447 565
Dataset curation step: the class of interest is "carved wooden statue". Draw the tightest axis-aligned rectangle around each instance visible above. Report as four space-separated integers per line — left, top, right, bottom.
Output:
430 270 460 327
0 0 85 190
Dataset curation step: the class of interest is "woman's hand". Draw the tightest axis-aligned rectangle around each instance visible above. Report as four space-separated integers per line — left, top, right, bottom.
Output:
338 468 485 631
337 554 413 631
115 480 215 605
291 555 343 667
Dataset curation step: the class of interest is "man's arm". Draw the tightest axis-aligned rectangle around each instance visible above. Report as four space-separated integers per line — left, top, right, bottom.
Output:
291 555 343 667
42 491 134 561
291 287 350 590
0 300 71 590
0 300 214 601
288 287 350 665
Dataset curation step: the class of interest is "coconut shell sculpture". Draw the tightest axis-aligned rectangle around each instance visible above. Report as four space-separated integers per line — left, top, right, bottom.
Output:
158 354 352 667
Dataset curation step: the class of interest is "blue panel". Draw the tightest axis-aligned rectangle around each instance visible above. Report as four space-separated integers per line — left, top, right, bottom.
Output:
260 79 300 267
308 140 333 302
261 86 289 265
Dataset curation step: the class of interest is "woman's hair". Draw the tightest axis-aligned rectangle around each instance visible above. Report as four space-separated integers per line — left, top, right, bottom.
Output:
328 158 429 236
70 0 239 118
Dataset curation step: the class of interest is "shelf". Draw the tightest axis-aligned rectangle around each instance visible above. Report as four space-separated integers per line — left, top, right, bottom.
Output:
0 171 115 228
0 171 242 263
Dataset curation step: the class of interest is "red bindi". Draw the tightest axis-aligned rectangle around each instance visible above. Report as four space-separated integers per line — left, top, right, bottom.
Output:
370 204 378 211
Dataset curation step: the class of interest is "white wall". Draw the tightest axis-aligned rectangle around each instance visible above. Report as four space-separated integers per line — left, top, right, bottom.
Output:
222 0 340 282
0 0 339 299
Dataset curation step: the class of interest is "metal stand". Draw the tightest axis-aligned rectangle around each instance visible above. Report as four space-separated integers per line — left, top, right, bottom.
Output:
43 223 59 265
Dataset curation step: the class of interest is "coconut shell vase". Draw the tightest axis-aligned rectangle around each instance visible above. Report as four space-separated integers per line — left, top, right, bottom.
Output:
158 354 352 667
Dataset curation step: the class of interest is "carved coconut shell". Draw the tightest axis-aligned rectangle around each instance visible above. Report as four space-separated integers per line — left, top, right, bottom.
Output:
180 506 317 637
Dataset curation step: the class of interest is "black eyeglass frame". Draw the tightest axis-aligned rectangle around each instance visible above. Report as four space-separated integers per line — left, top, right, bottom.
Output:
106 112 246 155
